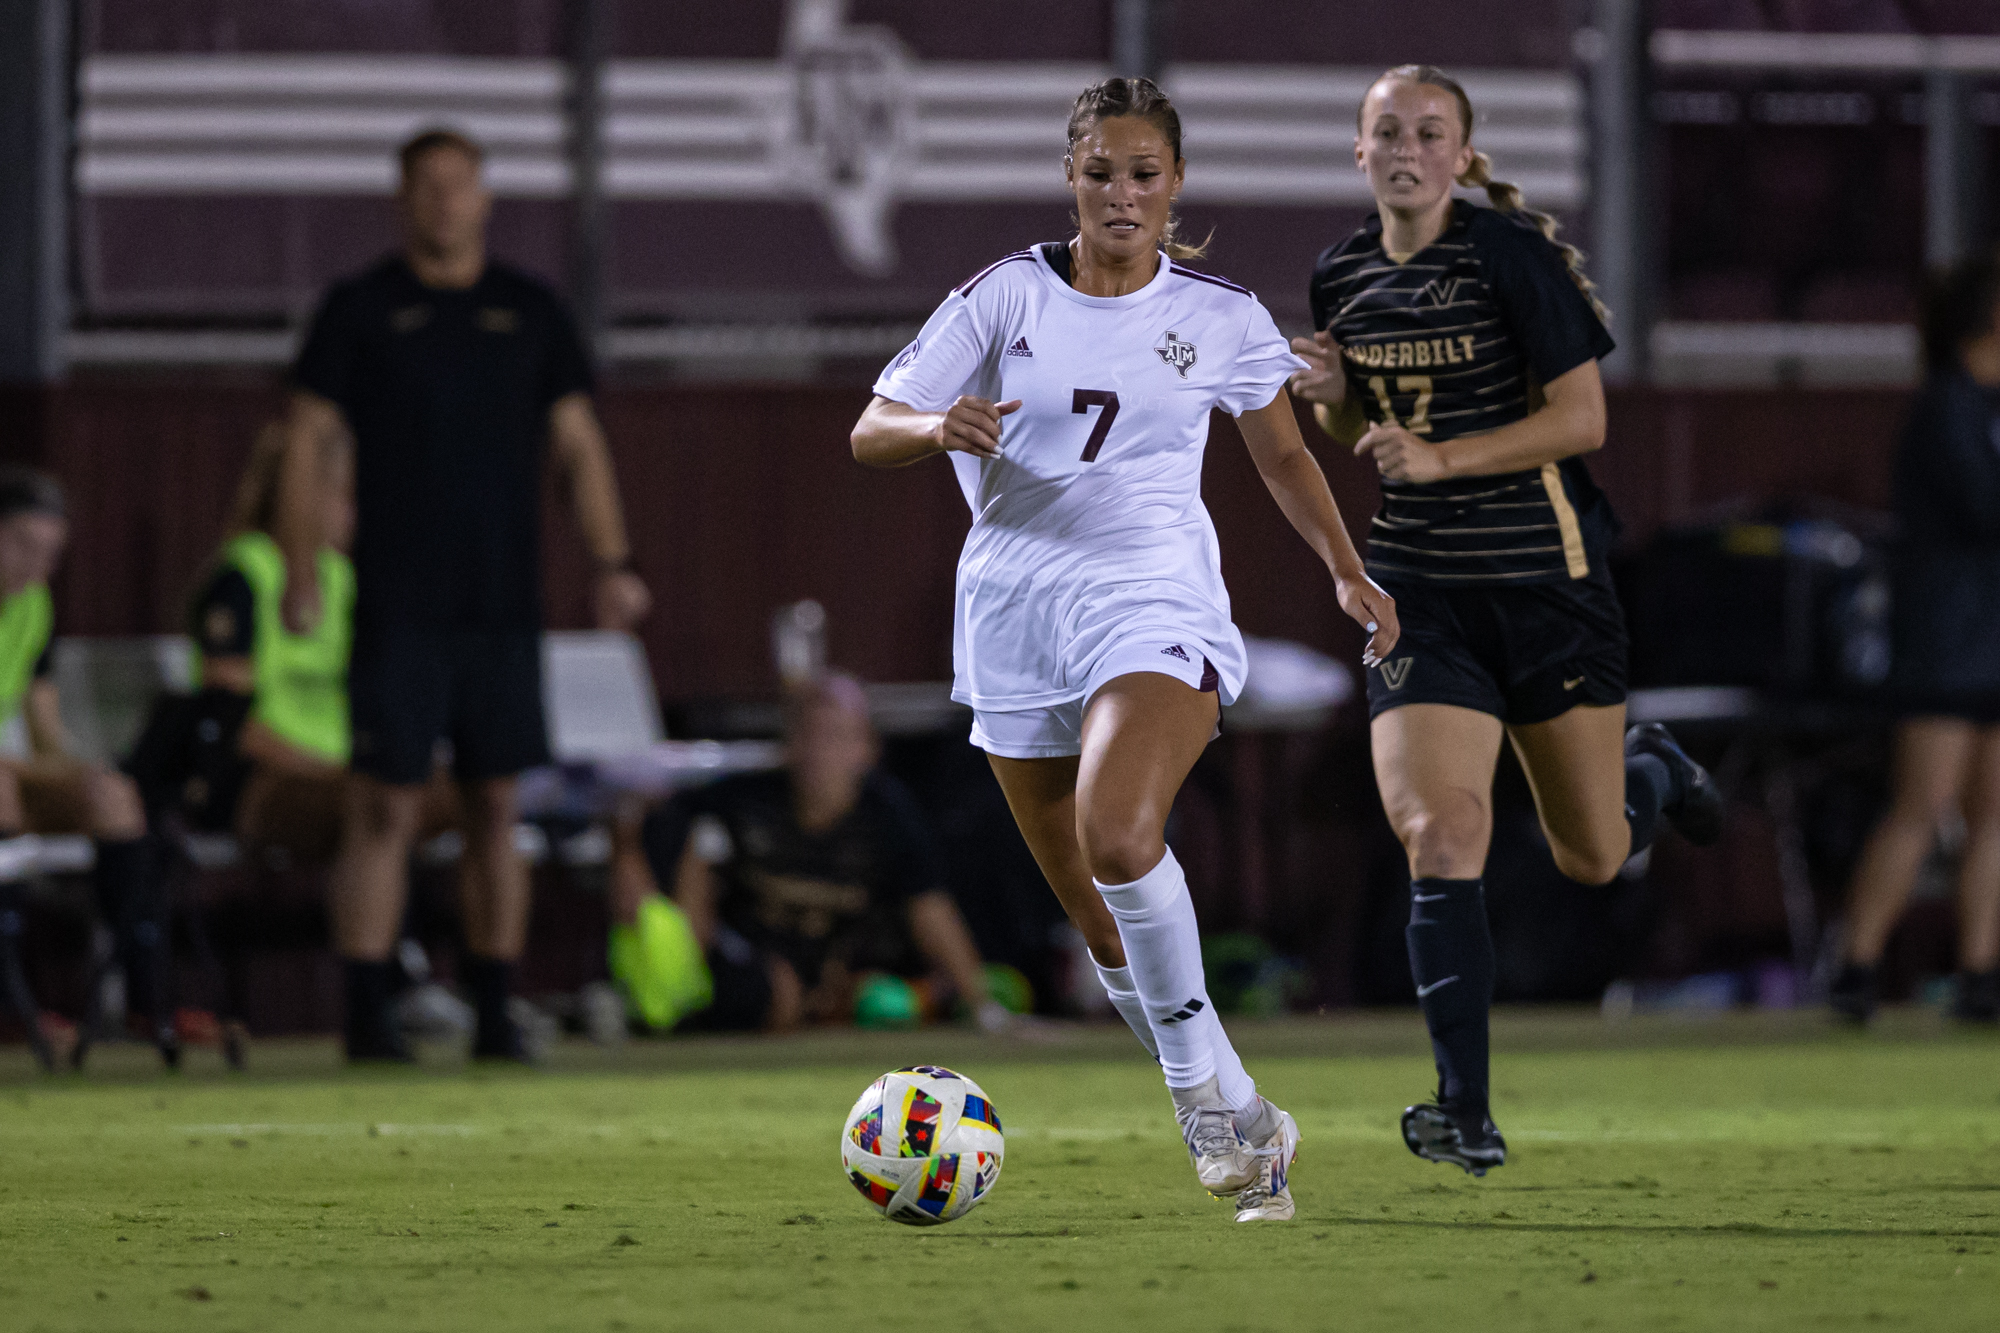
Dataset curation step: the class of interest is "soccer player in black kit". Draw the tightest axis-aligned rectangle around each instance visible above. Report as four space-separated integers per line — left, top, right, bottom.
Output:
276 129 651 1061
1289 66 1721 1173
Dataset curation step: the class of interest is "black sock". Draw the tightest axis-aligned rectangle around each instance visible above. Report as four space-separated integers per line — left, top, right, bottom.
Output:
463 953 517 1054
1624 753 1675 860
342 958 402 1058
1405 877 1494 1118
94 836 168 1022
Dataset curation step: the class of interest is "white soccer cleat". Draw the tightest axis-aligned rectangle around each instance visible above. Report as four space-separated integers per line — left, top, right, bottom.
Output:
1172 1080 1259 1196
1233 1108 1299 1222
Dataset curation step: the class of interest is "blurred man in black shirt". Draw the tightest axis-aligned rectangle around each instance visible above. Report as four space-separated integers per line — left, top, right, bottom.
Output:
277 129 650 1060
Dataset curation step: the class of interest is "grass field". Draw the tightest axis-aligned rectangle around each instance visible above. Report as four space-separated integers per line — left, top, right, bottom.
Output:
2 1010 1996 1332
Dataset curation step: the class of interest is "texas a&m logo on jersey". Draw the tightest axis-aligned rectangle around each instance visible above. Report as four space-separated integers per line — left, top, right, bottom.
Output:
1154 329 1198 378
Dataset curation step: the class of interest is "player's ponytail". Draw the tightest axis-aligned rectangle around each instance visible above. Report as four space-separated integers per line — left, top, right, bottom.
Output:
1065 76 1211 262
1366 64 1611 326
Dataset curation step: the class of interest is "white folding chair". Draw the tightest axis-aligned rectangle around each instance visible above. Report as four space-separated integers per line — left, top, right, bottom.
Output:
541 630 666 762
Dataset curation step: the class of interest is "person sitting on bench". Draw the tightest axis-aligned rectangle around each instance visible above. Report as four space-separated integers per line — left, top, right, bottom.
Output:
0 466 177 1059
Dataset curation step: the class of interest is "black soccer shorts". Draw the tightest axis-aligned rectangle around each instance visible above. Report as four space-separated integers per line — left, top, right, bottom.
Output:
348 626 551 784
1364 571 1629 726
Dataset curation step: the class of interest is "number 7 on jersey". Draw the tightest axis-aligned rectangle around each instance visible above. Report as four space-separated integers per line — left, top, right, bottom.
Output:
1072 389 1121 462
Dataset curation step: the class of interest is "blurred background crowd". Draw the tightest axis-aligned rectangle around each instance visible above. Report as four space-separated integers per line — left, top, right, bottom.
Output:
3 0 2000 1065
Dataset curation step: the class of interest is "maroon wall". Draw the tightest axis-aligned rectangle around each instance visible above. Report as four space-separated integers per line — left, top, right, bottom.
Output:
0 376 1919 1019
0 377 1909 699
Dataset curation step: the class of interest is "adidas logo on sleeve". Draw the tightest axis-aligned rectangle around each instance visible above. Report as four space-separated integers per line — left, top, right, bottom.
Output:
1005 336 1033 358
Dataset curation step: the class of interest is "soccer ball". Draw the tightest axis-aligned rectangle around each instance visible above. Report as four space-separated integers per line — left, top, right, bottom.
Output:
840 1065 1005 1226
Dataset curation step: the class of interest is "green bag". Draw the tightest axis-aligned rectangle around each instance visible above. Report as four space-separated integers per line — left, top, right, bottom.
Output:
852 974 923 1030
608 896 714 1031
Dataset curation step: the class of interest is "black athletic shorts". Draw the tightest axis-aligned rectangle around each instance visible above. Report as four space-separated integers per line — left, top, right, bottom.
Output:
348 626 550 784
1365 571 1629 725
675 928 775 1033
1894 693 2000 728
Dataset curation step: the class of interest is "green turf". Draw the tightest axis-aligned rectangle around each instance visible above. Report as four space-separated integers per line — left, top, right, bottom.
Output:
2 1011 1996 1332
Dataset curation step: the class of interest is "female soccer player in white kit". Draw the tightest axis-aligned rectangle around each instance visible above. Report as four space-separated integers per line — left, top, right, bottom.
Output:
852 78 1397 1222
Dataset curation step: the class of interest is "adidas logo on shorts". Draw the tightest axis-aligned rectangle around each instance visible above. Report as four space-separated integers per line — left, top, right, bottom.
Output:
1005 336 1033 358
1161 644 1192 662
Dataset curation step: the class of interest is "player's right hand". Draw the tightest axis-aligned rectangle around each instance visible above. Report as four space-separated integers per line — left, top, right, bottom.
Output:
935 395 1021 459
1287 332 1347 406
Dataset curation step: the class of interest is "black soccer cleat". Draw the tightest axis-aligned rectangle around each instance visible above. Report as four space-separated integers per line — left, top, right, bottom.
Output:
1626 723 1724 847
1401 1101 1507 1177
472 1019 529 1063
344 1002 415 1064
1827 962 1877 1025
1952 969 1999 1024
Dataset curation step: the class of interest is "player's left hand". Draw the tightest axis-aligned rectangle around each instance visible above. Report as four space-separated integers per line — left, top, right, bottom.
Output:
1334 569 1399 667
1355 423 1450 484
594 568 653 630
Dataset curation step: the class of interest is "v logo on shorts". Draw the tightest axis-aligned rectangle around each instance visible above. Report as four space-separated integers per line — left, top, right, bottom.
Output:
1380 657 1414 690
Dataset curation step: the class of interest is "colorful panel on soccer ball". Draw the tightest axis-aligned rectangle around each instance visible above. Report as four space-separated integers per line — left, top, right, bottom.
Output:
962 1093 1003 1134
912 1153 961 1219
969 1151 999 1201
899 1087 942 1156
848 1104 883 1154
847 1166 898 1209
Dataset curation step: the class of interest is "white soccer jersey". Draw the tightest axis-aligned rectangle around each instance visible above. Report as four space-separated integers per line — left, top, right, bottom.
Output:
873 244 1306 712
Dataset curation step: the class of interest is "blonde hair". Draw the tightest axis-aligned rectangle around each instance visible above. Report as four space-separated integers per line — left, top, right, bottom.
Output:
225 422 351 538
226 422 290 537
1364 64 1610 325
1066 76 1210 262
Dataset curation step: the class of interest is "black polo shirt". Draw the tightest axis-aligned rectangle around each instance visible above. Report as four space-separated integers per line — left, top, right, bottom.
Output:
293 257 593 630
646 770 942 989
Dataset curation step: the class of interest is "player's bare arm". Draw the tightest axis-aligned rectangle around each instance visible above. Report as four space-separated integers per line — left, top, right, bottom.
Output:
851 394 1022 467
549 391 651 631
667 833 720 949
198 654 338 777
1236 389 1398 666
1356 358 1606 485
23 678 73 763
273 390 346 633
907 891 1001 1027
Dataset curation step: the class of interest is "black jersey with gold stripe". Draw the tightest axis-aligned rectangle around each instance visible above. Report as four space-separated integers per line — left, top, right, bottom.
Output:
1309 200 1618 585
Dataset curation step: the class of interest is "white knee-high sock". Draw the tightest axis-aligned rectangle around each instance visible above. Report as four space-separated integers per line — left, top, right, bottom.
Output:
1092 959 1160 1061
1208 1018 1256 1113
1095 847 1255 1107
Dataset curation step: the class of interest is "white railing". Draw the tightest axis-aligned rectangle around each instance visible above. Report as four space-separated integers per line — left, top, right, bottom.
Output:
75 54 1585 209
1652 29 2000 73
